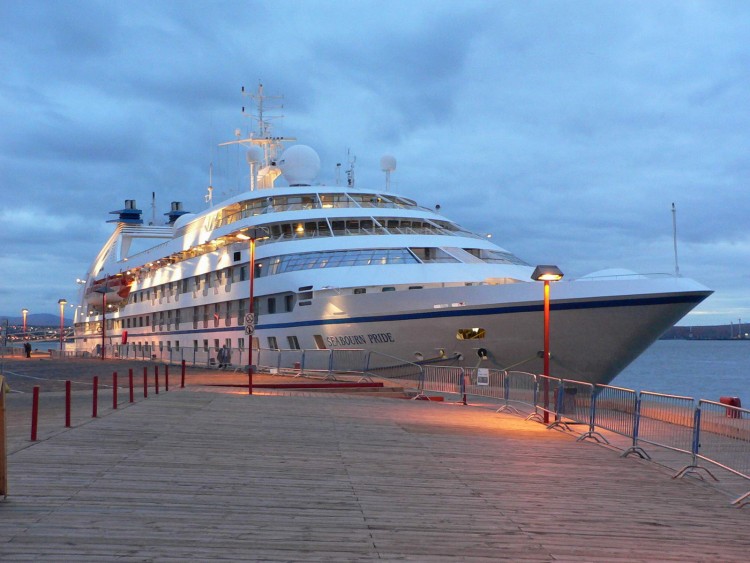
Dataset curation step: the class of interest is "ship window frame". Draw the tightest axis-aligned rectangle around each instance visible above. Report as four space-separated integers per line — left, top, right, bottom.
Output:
456 328 486 340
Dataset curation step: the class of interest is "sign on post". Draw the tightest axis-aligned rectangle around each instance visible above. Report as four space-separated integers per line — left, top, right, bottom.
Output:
477 368 490 386
244 313 255 335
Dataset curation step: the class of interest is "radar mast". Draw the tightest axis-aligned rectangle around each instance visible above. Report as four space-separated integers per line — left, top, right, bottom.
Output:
219 83 296 190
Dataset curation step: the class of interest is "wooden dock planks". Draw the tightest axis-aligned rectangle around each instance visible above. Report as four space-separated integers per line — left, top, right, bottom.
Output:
0 389 748 561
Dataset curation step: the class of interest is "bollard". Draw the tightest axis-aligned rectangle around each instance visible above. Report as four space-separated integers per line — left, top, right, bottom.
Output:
165 365 169 392
112 372 118 410
181 360 186 388
143 367 148 398
92 376 98 418
129 368 134 403
155 366 160 395
65 380 71 428
31 386 40 441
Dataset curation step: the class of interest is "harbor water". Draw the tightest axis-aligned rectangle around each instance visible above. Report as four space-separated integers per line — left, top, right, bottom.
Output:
615 339 749 407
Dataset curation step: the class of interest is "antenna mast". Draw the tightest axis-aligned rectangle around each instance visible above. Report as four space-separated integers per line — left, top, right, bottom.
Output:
205 163 214 207
219 83 296 190
672 202 680 277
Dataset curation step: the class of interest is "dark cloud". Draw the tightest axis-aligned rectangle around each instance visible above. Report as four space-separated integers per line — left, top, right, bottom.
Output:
1 0 749 324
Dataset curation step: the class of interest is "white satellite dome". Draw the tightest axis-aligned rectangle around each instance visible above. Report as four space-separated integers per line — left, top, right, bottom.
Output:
245 146 264 164
173 213 196 230
279 145 320 186
380 154 397 172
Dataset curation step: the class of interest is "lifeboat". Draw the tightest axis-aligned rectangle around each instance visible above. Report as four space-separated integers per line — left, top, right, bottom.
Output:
84 275 133 308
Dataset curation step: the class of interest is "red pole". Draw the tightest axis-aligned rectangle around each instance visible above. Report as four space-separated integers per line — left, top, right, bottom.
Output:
143 367 148 398
181 360 186 388
248 236 255 395
31 385 40 441
129 368 134 403
165 365 169 392
92 376 98 418
65 380 71 427
543 280 550 424
155 366 159 395
112 371 118 410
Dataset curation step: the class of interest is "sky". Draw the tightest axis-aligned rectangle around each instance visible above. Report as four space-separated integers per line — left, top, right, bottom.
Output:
1 0 749 325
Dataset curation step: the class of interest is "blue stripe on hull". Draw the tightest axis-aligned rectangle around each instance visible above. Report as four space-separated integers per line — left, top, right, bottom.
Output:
111 292 708 339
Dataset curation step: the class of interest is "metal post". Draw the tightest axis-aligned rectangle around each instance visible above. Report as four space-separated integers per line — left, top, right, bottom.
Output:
92 376 98 418
129 368 134 403
543 280 550 423
101 288 106 360
112 372 118 409
65 380 71 427
31 386 40 441
248 236 256 395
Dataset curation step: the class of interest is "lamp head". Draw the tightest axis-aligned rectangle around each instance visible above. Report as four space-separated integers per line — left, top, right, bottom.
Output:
531 265 564 282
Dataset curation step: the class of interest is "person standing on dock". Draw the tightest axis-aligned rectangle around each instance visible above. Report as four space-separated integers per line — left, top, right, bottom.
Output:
23 341 31 358
218 345 228 369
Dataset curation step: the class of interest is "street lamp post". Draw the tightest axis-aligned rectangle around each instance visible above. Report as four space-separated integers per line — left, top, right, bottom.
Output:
92 281 112 360
237 227 268 395
21 308 28 340
58 299 67 351
531 265 564 424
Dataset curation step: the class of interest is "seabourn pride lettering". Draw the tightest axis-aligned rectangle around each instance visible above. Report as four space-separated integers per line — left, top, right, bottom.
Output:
326 332 395 347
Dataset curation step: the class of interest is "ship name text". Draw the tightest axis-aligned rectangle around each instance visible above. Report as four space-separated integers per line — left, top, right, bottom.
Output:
326 332 396 347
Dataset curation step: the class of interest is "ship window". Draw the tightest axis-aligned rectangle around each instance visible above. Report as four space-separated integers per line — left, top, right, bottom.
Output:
409 286 423 290
410 247 460 263
456 328 486 340
314 335 326 349
193 340 198 350
267 336 278 350
238 338 245 350
287 336 300 350
353 288 366 294
298 291 313 300
268 298 276 314
298 301 312 306
203 339 209 352
214 339 220 351
234 251 241 262
382 287 395 292
285 295 294 312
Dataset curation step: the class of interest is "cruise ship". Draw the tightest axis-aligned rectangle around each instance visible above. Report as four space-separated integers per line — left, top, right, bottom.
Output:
73 86 712 385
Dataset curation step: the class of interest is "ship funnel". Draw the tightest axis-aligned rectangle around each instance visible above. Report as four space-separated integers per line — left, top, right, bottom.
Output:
108 200 143 225
165 201 190 225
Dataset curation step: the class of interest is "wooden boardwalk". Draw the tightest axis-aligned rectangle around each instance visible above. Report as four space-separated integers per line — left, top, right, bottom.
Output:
1 386 748 561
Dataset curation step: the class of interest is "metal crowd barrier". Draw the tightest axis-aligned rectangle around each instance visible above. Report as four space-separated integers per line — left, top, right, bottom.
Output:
692 400 750 506
504 371 537 414
422 366 464 398
364 351 424 389
637 391 696 455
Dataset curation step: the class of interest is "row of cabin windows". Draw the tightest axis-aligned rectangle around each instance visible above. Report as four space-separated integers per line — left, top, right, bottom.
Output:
108 293 295 333
124 246 527 310
128 266 248 305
